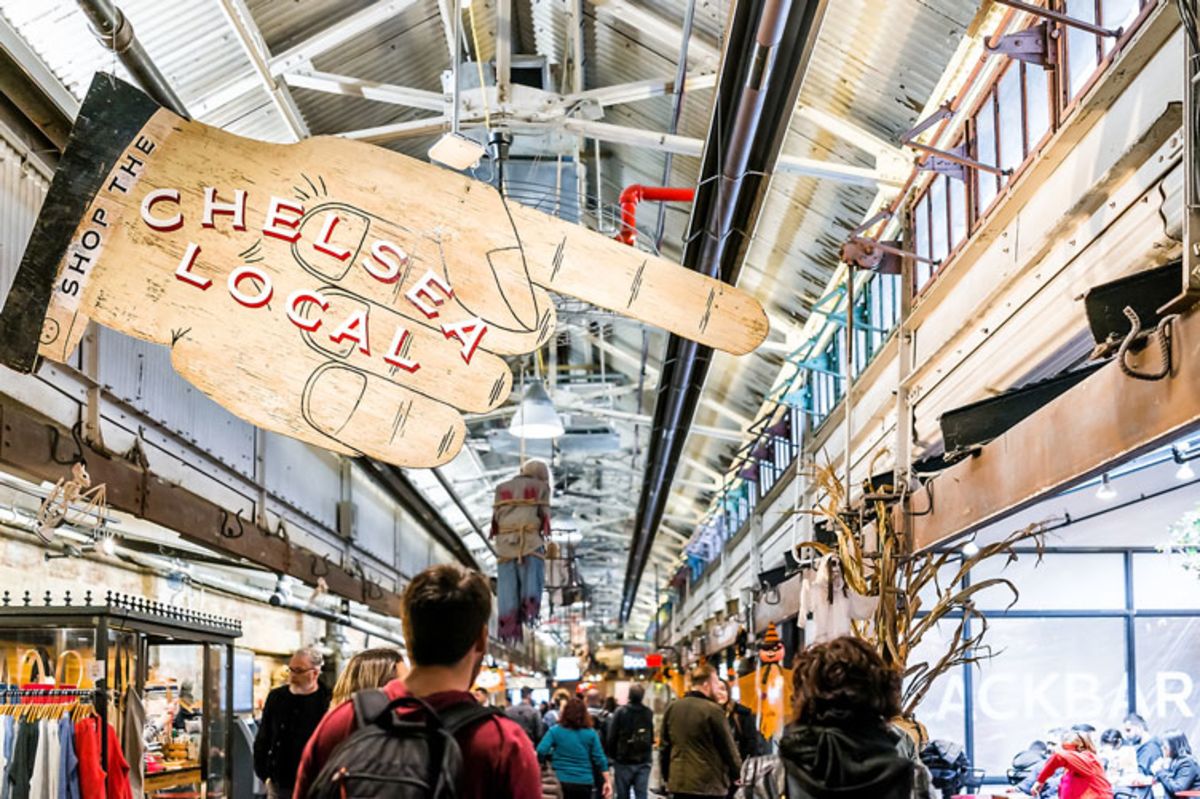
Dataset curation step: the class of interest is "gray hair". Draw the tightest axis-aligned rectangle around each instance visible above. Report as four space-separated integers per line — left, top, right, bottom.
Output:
294 646 324 669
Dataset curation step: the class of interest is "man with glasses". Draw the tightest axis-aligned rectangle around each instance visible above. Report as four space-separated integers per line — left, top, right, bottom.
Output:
254 647 331 799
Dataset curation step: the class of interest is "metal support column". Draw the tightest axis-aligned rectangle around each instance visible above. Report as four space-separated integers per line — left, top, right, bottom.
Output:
843 268 854 511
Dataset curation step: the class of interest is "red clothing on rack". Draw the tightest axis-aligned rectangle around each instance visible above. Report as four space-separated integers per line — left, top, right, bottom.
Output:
1036 749 1114 799
75 718 133 799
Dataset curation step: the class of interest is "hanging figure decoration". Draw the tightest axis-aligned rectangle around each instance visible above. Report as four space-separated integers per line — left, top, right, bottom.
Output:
0 76 769 470
35 462 109 544
796 552 878 646
743 622 792 744
491 459 552 643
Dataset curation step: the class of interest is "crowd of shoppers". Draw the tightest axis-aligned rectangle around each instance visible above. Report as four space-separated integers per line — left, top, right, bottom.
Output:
252 565 1200 799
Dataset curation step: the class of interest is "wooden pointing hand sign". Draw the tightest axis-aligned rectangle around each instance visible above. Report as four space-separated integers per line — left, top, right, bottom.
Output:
0 76 768 467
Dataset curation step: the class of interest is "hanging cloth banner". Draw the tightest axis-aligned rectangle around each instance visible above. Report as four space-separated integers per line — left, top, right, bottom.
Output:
0 75 768 469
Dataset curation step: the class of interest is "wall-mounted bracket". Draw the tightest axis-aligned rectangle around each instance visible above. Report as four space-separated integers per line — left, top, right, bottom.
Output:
985 20 1057 68
993 0 1122 39
901 102 1011 179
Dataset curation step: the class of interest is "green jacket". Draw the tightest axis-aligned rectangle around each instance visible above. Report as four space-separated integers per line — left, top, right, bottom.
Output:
661 692 743 796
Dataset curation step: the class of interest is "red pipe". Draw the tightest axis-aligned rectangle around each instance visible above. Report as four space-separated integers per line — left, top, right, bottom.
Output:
614 185 695 247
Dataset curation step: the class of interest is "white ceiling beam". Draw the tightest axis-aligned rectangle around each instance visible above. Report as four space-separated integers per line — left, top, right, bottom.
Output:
683 456 723 485
219 0 310 142
573 73 717 107
795 104 908 164
0 15 79 119
590 0 721 71
339 116 449 143
560 118 704 156
283 70 445 112
699 397 752 429
676 478 721 493
774 155 905 189
583 332 659 379
495 0 512 102
192 0 421 117
436 0 459 60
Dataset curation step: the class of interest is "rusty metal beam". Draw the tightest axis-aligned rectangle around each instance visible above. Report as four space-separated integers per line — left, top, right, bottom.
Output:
0 401 404 617
903 299 1200 551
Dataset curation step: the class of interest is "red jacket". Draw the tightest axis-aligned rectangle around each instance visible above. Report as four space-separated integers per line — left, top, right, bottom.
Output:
1036 749 1114 799
293 678 541 799
75 718 132 799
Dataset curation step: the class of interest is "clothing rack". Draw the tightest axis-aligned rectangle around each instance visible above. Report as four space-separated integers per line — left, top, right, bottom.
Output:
0 589 241 793
0 687 106 700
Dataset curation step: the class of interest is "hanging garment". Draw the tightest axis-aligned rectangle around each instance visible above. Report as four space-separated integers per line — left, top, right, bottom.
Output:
498 552 546 643
0 715 13 799
74 719 104 799
493 461 552 643
31 717 60 799
55 715 77 799
545 542 569 609
120 688 143 797
797 554 878 646
73 719 132 799
9 721 40 799
102 723 131 799
491 466 551 561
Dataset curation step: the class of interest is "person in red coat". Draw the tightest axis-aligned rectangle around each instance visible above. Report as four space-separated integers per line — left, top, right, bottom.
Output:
1030 731 1114 799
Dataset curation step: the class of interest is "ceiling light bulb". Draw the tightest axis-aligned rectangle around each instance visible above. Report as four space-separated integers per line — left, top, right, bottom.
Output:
1096 474 1117 501
508 379 564 439
962 539 980 557
1178 461 1195 481
100 536 116 556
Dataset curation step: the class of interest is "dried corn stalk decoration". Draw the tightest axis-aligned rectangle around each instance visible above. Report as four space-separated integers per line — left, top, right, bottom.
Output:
795 457 1044 720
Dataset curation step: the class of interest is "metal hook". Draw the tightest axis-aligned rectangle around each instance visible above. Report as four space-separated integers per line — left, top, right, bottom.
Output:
218 509 245 539
1118 306 1177 382
47 424 83 465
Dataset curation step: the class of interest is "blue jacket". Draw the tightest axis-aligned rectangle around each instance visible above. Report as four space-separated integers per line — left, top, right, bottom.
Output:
1155 755 1200 797
537 725 608 786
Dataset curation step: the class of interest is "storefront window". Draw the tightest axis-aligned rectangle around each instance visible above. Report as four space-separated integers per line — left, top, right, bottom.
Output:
907 620 968 745
1132 553 1200 610
949 175 968 249
1135 617 1200 743
971 552 1125 611
971 617 1127 774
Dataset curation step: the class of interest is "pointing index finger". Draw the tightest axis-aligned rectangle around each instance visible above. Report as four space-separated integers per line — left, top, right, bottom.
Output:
508 202 769 355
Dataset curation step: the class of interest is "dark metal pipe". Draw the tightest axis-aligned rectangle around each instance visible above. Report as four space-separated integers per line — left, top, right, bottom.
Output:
620 0 827 623
76 0 189 117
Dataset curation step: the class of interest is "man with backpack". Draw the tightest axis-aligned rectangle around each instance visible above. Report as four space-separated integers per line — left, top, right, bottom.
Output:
606 684 654 799
293 564 542 798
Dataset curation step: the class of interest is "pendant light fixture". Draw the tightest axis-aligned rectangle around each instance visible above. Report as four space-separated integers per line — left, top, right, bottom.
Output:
1095 473 1117 501
508 379 564 439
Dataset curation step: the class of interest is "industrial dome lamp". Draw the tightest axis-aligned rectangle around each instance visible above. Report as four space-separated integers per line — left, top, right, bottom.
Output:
508 379 564 439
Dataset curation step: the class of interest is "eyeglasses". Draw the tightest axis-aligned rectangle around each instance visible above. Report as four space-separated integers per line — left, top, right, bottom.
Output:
285 665 317 675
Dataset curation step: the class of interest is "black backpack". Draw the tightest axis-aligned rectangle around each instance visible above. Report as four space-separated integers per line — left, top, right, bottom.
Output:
919 739 971 796
615 705 654 763
306 690 502 798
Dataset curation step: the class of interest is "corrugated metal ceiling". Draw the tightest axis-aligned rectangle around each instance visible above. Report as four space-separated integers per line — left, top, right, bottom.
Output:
0 0 977 622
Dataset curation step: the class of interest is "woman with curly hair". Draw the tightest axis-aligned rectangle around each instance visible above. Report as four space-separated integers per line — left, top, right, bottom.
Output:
741 636 933 799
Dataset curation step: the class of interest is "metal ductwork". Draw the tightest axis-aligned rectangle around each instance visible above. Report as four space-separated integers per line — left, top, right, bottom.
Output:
75 0 189 117
620 0 827 622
